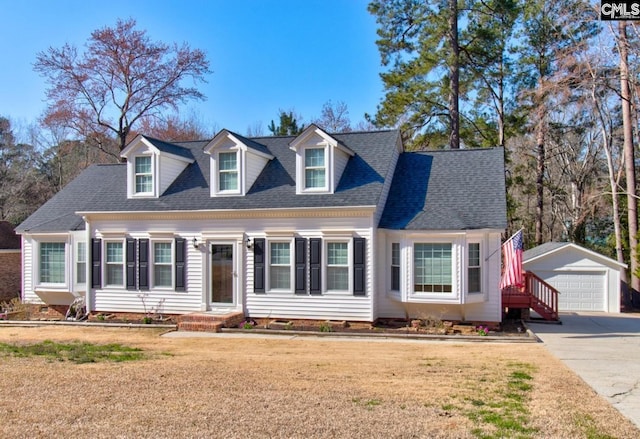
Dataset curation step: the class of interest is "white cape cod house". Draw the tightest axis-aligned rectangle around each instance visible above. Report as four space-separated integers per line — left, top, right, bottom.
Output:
17 126 507 323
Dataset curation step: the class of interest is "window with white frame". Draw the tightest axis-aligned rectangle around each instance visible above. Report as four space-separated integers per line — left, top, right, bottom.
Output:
76 242 86 284
304 148 326 189
468 243 481 293
134 156 153 194
153 242 173 288
391 242 400 291
269 242 291 290
327 242 349 291
39 242 65 284
218 151 239 191
105 241 124 287
414 243 452 293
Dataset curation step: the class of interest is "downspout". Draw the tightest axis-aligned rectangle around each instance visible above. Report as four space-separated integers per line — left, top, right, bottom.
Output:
83 216 92 313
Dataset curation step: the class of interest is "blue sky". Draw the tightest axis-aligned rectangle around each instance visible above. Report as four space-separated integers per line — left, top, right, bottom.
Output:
0 0 383 139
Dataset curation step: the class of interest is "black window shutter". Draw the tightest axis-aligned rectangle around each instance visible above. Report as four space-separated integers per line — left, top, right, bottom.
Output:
295 238 307 294
126 238 137 290
353 237 366 296
254 238 265 293
138 239 149 290
91 238 102 288
309 238 321 295
175 238 186 292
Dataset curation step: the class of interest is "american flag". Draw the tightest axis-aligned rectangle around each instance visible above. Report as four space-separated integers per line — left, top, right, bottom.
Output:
499 230 524 289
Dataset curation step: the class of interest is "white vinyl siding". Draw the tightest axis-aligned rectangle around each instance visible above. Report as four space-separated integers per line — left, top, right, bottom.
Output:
39 242 65 284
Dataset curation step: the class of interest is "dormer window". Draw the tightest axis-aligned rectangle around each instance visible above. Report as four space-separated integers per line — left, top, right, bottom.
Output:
134 156 153 194
204 129 273 198
290 124 355 195
218 151 239 192
122 135 195 199
304 148 326 189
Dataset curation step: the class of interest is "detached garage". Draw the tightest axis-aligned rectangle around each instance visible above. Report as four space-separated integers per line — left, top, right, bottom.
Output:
523 242 626 313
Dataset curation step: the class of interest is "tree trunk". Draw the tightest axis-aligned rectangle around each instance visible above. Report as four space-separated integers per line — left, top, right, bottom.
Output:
448 0 460 149
619 22 639 307
535 106 545 246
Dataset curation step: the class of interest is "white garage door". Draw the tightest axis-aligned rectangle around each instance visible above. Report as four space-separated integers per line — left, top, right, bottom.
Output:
538 271 606 312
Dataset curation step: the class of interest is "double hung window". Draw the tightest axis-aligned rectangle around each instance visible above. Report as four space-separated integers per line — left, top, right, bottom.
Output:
105 241 124 287
76 242 86 284
218 152 238 191
468 243 481 293
134 156 153 194
304 148 326 189
153 242 173 288
270 242 291 290
327 242 349 291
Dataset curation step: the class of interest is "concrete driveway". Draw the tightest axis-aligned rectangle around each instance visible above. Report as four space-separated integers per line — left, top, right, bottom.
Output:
528 312 640 429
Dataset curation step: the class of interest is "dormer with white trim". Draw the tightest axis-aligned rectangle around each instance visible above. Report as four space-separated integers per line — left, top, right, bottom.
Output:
204 130 274 197
290 124 355 195
121 135 195 199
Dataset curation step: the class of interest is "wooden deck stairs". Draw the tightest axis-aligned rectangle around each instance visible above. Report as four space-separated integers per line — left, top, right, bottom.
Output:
177 312 245 332
502 271 560 322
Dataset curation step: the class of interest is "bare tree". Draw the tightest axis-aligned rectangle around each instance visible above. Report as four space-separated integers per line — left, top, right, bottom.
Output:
616 22 639 303
34 18 211 157
313 101 352 133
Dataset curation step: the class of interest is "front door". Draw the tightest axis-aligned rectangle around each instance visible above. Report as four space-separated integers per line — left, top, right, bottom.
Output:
211 243 234 305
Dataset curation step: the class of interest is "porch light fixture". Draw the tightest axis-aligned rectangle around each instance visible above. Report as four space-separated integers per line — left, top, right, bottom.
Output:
192 237 198 249
246 237 253 250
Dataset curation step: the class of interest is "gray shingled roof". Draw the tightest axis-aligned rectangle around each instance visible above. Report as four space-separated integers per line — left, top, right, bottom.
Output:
523 242 570 261
143 136 195 160
224 130 273 157
379 148 507 230
18 130 401 233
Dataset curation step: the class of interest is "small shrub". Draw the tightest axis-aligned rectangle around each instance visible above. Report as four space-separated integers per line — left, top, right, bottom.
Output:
319 321 333 332
142 316 153 324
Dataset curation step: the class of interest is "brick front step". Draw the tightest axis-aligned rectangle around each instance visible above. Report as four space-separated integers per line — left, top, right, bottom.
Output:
177 312 245 332
177 321 225 333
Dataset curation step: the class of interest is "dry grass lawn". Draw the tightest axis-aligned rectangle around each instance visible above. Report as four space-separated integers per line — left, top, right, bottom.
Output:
0 326 638 438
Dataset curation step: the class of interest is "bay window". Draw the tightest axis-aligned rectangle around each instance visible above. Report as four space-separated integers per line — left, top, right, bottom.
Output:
76 242 86 284
414 243 452 293
39 242 65 284
468 243 481 293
